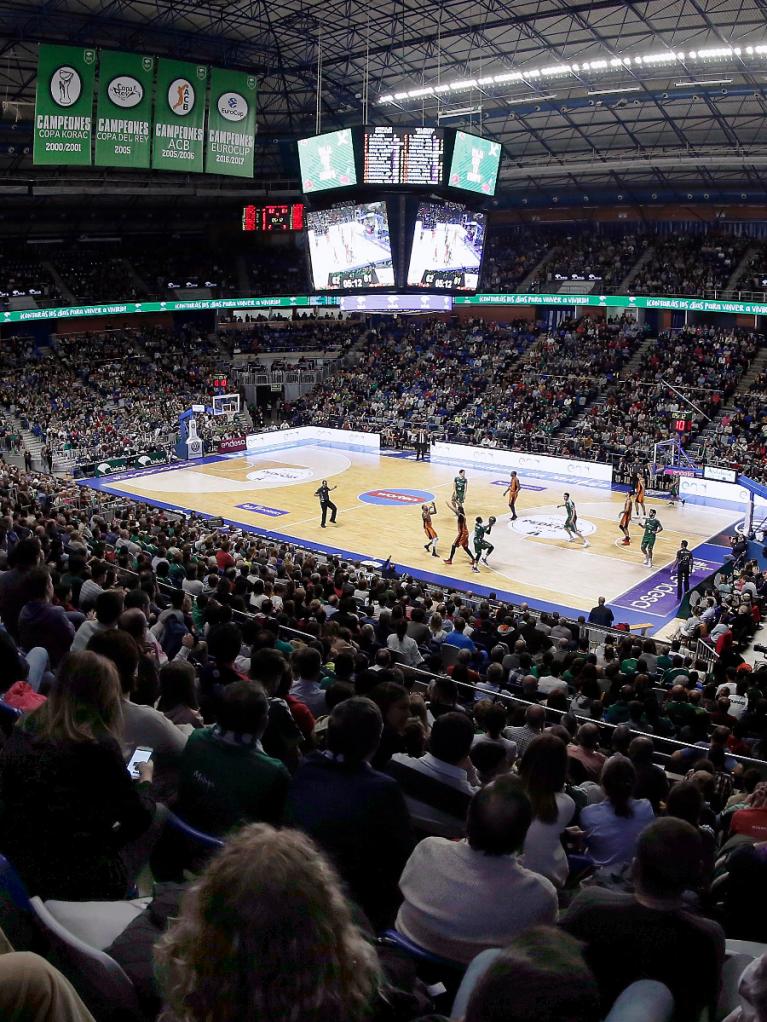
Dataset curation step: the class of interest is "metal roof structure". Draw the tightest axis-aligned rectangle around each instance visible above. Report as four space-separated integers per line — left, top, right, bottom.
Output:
2 0 767 205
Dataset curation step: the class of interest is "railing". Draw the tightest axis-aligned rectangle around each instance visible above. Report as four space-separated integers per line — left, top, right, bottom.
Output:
399 662 767 770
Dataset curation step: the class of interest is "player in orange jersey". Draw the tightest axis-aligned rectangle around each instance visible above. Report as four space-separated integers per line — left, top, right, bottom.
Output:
443 503 479 572
422 502 439 558
618 492 633 546
503 470 521 520
634 474 646 518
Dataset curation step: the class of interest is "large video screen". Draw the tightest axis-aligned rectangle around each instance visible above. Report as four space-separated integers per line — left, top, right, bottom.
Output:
407 202 486 291
448 130 502 196
298 128 357 194
363 126 444 186
307 201 394 290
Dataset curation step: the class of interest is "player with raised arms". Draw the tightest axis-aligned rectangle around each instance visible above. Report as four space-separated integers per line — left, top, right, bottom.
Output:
641 508 663 568
618 492 633 546
557 492 590 547
422 502 439 558
452 469 468 509
473 516 496 566
634 473 647 519
444 502 479 572
503 470 521 521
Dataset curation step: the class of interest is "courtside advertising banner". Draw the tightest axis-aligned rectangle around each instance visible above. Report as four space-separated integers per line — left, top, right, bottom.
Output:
152 59 208 173
95 51 154 168
205 68 257 178
34 44 96 165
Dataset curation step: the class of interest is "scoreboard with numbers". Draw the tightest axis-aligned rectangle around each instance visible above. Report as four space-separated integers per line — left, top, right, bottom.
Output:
241 204 305 232
363 126 445 186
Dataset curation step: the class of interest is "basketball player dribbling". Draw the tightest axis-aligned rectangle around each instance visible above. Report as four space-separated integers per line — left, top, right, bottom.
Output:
444 502 479 572
473 516 496 565
503 471 521 520
421 502 439 558
618 492 633 546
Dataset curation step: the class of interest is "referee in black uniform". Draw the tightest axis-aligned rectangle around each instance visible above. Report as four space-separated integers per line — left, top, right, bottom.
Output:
675 540 693 599
315 479 338 528
415 427 429 461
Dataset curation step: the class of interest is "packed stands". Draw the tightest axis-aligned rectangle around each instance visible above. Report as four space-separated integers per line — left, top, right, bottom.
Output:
528 232 646 292
563 325 763 466
0 446 765 1019
630 233 751 298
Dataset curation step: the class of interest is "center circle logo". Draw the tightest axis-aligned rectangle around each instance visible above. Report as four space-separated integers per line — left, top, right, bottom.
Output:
511 514 597 539
359 488 435 507
168 78 195 116
217 91 248 122
108 75 144 109
50 66 82 108
247 467 313 483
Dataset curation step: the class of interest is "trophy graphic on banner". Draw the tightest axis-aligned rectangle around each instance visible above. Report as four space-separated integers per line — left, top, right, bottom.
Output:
186 417 203 460
318 145 336 181
468 147 483 183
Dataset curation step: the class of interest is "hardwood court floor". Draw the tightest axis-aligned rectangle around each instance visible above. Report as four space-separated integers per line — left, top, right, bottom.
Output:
86 442 741 629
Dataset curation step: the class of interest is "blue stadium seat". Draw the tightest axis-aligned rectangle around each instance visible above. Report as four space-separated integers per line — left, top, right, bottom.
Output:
165 811 225 852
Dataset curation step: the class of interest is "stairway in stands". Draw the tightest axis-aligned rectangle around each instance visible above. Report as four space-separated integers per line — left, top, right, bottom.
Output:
556 332 659 446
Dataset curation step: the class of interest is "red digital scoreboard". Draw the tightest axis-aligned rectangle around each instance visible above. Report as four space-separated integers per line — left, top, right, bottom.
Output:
241 203 305 232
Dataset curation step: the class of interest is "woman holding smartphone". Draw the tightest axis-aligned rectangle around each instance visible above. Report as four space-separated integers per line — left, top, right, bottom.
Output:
0 650 157 900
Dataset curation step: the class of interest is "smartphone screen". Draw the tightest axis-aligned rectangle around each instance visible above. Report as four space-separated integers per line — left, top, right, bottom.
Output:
127 746 153 779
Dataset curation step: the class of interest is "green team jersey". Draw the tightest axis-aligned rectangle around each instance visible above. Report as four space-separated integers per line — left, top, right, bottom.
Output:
642 518 662 543
474 523 487 547
564 498 576 523
454 476 467 497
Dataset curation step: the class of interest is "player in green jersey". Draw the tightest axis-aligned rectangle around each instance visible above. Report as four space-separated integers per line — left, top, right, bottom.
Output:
557 492 590 547
473 516 496 565
452 469 468 509
641 508 664 567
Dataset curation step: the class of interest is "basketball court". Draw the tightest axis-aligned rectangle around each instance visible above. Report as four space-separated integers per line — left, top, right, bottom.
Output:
79 437 741 635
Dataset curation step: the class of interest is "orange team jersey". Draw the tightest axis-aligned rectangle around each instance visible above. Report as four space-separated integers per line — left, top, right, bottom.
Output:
635 479 645 500
422 510 437 539
619 510 631 528
456 514 469 546
509 477 520 497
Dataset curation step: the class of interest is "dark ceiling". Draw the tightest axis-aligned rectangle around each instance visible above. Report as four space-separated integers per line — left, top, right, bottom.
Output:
2 0 767 208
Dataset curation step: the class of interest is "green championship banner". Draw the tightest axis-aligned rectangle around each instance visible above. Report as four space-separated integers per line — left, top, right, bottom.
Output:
152 59 208 173
95 51 154 168
33 44 96 165
205 68 257 178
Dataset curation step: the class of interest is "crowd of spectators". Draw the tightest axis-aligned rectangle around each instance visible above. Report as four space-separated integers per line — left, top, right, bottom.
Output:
288 319 547 432
444 316 646 450
0 328 234 465
627 234 751 297
563 325 762 464
53 252 140 303
226 317 363 357
700 371 767 483
480 229 551 291
528 233 646 292
0 457 765 1019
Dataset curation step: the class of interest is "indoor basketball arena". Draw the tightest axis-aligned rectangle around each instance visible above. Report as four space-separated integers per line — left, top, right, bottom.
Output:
1 2 767 1020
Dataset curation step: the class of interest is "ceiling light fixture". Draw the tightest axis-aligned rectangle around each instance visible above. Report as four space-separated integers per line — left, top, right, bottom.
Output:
376 40 765 104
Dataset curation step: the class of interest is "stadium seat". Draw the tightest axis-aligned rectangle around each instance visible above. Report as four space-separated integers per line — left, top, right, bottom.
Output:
165 811 225 852
30 895 144 1021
